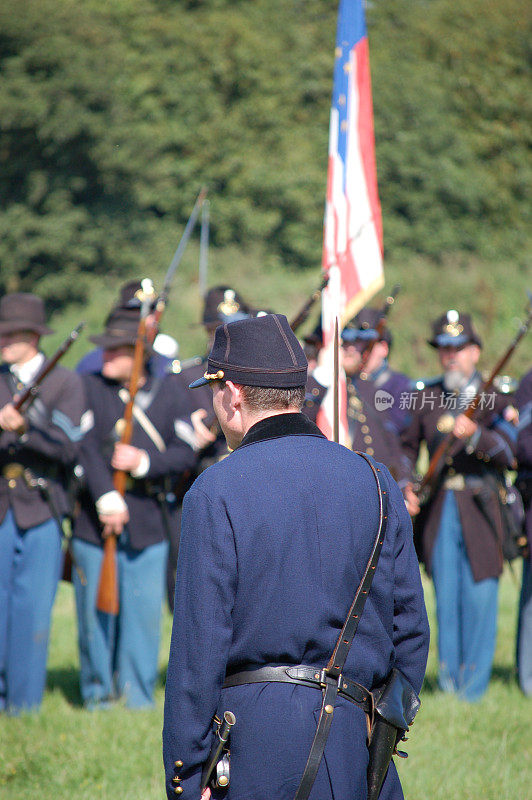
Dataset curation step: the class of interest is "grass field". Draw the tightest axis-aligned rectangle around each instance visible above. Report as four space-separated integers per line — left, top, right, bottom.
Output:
0 565 530 799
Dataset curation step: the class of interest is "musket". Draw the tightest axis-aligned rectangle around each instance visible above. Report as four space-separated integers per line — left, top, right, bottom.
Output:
149 187 208 342
357 284 400 377
200 711 236 792
289 273 329 334
12 323 85 412
96 279 155 615
416 300 532 505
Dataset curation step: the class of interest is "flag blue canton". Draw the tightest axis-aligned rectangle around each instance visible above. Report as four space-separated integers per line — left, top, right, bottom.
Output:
332 0 367 187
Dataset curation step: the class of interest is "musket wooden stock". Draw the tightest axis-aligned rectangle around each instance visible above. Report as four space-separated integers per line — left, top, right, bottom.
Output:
96 314 149 615
13 322 85 412
417 304 532 504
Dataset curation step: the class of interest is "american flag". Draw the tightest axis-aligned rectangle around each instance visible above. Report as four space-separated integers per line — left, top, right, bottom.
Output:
317 0 384 443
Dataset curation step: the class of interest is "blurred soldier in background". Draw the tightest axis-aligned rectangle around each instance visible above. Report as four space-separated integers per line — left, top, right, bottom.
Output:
76 280 179 378
305 321 411 486
71 303 195 709
0 293 85 713
515 367 532 695
402 310 517 701
341 307 413 434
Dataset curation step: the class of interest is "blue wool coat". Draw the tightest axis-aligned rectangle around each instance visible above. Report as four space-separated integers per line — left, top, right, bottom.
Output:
163 413 429 800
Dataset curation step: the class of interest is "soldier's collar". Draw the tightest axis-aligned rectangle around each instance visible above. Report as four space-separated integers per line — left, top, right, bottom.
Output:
239 412 326 449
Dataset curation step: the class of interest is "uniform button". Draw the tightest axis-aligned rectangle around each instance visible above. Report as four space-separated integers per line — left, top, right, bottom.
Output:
8 479 16 489
312 388 319 396
447 468 456 476
358 414 366 423
445 457 453 466
174 760 183 768
361 425 369 434
366 447 374 456
172 777 181 784
174 788 183 795
364 435 372 445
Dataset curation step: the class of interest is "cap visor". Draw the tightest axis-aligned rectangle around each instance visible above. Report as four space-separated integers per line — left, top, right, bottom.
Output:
341 329 377 344
188 376 210 389
429 333 470 348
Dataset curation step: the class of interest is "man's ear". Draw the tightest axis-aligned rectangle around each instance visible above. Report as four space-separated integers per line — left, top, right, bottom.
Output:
225 381 243 410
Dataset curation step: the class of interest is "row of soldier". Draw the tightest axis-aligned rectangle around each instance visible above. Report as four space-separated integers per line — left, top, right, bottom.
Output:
0 283 530 715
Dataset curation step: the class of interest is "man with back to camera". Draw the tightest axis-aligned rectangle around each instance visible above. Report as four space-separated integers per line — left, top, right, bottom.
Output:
163 313 429 800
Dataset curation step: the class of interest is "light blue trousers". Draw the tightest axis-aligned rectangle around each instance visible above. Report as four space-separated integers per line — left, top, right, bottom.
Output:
0 509 62 713
432 491 498 702
72 535 168 708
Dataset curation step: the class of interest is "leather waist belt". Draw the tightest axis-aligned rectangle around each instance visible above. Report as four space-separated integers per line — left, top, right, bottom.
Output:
443 474 485 491
224 664 373 715
1 462 59 484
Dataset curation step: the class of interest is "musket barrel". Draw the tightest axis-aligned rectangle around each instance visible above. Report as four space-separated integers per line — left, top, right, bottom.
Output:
13 321 86 412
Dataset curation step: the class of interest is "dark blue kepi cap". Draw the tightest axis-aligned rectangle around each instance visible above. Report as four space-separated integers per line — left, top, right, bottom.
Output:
428 310 482 349
189 314 308 389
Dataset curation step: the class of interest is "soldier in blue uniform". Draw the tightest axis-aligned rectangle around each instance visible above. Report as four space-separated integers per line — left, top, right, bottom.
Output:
401 311 517 701
515 368 532 695
305 321 412 493
341 308 413 435
76 280 178 378
0 293 85 713
163 313 429 800
72 305 195 709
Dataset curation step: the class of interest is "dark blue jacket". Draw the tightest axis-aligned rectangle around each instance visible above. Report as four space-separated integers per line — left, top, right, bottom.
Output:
163 413 429 800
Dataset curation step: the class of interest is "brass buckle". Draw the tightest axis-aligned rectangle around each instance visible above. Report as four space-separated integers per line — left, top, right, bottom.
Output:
2 463 24 481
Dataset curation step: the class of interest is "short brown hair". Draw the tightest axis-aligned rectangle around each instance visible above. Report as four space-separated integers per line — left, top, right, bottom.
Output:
239 384 305 412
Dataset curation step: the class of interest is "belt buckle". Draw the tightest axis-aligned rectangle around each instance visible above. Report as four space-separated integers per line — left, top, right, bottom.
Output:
2 463 24 481
320 668 343 691
444 474 465 491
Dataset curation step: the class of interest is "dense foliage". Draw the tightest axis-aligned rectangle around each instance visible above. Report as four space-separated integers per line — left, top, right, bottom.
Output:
0 0 530 310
